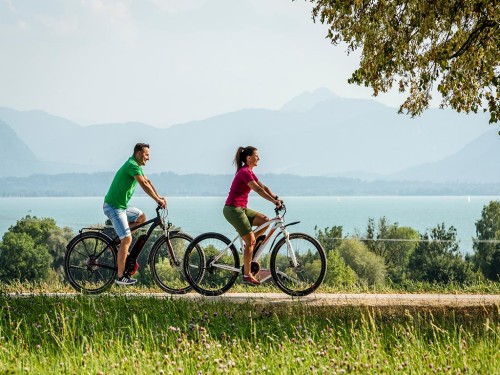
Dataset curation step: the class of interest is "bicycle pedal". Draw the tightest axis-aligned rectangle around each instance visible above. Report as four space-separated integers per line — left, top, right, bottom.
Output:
126 260 139 275
241 262 261 276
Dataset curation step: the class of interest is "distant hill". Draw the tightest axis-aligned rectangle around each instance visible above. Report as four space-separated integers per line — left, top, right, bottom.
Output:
0 119 38 176
0 88 495 184
1 172 499 197
387 129 500 183
0 106 81 156
280 87 339 112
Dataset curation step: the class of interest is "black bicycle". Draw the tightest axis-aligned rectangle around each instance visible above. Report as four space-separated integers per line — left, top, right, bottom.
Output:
64 206 203 294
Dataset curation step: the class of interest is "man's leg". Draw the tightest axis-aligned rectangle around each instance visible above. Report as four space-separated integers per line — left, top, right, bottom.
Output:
103 203 139 284
129 212 146 232
117 235 132 278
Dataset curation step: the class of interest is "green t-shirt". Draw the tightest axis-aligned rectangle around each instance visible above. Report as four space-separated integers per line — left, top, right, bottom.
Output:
104 156 144 209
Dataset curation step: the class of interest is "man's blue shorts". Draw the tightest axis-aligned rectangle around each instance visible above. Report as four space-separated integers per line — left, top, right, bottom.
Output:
103 202 142 239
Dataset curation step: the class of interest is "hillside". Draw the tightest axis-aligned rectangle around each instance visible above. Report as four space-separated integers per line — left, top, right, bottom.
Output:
1 172 499 197
388 129 500 183
0 89 495 183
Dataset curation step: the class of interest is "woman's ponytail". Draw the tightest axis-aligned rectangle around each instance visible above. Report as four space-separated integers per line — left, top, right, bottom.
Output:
233 146 257 171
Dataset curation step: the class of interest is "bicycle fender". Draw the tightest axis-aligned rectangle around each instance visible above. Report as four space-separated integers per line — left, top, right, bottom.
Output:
66 231 115 250
284 221 300 228
268 222 300 250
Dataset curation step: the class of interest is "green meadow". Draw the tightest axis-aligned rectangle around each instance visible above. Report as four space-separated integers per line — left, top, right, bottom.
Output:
0 288 498 374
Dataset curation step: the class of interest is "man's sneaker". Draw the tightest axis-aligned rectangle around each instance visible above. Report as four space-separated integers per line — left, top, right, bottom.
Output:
242 274 261 286
115 275 137 286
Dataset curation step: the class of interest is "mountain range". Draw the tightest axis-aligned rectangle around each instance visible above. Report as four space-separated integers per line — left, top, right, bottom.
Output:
1 88 498 183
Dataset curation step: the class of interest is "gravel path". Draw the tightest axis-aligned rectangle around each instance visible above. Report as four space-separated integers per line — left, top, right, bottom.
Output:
176 293 500 306
9 292 500 306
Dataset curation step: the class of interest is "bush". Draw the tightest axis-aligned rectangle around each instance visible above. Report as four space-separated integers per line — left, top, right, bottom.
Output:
473 200 500 280
0 216 73 282
409 223 475 284
315 226 357 287
338 238 386 286
0 232 51 282
364 217 419 283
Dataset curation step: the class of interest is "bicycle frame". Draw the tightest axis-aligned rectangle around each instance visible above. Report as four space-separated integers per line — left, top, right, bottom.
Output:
89 207 179 265
210 209 300 275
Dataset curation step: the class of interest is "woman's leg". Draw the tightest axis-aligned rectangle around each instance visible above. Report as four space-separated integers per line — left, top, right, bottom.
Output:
251 213 269 239
241 231 256 276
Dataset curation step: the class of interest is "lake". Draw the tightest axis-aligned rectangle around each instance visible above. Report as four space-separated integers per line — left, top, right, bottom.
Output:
0 196 498 254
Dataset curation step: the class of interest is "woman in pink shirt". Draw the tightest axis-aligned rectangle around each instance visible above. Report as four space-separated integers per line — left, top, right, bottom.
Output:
223 146 283 286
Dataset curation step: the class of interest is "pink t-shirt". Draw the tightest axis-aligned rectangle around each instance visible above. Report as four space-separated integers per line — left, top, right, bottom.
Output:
225 166 259 208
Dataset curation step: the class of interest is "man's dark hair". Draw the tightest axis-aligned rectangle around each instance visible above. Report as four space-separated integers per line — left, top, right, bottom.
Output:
134 143 150 154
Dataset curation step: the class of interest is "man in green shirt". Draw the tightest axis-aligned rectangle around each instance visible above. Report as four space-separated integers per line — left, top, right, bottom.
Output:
103 143 167 285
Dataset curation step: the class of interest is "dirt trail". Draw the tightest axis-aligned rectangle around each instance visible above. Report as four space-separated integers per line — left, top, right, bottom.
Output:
176 293 500 306
11 292 500 306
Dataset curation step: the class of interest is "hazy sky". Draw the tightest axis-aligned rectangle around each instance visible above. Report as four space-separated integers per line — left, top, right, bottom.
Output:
0 0 407 127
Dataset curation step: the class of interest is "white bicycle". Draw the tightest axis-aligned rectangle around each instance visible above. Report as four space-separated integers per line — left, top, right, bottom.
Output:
183 205 327 296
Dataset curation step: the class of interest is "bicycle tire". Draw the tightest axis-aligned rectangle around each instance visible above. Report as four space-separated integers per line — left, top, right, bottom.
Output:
149 232 201 294
270 232 326 296
183 232 239 296
64 231 117 294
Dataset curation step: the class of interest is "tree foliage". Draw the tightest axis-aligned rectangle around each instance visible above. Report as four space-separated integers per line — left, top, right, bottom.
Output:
473 200 500 280
310 0 500 123
0 216 73 281
315 226 358 286
315 225 343 252
0 232 51 281
338 238 387 286
409 223 475 283
364 217 419 283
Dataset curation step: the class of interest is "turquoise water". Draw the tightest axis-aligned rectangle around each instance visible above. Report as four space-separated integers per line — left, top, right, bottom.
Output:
0 196 498 254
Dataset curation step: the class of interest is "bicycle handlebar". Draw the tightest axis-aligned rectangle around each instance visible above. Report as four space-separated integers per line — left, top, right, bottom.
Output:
275 203 286 216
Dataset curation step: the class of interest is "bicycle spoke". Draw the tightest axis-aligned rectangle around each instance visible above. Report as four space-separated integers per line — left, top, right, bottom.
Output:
64 233 117 294
183 233 239 296
271 233 326 296
150 233 196 294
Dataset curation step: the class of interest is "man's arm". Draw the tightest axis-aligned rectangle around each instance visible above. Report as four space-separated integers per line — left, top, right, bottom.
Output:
135 175 167 208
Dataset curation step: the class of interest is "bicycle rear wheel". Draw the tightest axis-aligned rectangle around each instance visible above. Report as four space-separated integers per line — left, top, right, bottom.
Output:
270 233 326 296
183 232 239 296
149 232 202 294
64 231 117 294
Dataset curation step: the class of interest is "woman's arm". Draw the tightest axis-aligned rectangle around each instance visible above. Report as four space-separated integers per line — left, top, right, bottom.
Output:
248 181 281 206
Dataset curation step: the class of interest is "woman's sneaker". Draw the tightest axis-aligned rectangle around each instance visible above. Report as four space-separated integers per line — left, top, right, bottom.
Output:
115 274 137 286
242 274 260 286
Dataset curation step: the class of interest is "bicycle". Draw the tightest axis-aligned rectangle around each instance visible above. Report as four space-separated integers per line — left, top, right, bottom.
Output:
64 206 203 294
183 205 327 296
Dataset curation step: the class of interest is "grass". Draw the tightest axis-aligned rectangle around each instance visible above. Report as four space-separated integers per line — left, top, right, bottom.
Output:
2 278 500 295
0 292 499 374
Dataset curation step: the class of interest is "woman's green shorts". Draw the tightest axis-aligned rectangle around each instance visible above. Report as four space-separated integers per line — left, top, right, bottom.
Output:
223 205 259 236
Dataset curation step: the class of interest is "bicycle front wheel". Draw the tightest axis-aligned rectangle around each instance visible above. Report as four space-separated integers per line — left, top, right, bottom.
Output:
149 232 201 294
270 233 326 296
64 231 117 294
183 232 239 296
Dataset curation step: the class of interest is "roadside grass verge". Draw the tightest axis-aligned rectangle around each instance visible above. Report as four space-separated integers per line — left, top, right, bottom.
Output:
0 294 498 374
1 279 500 295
